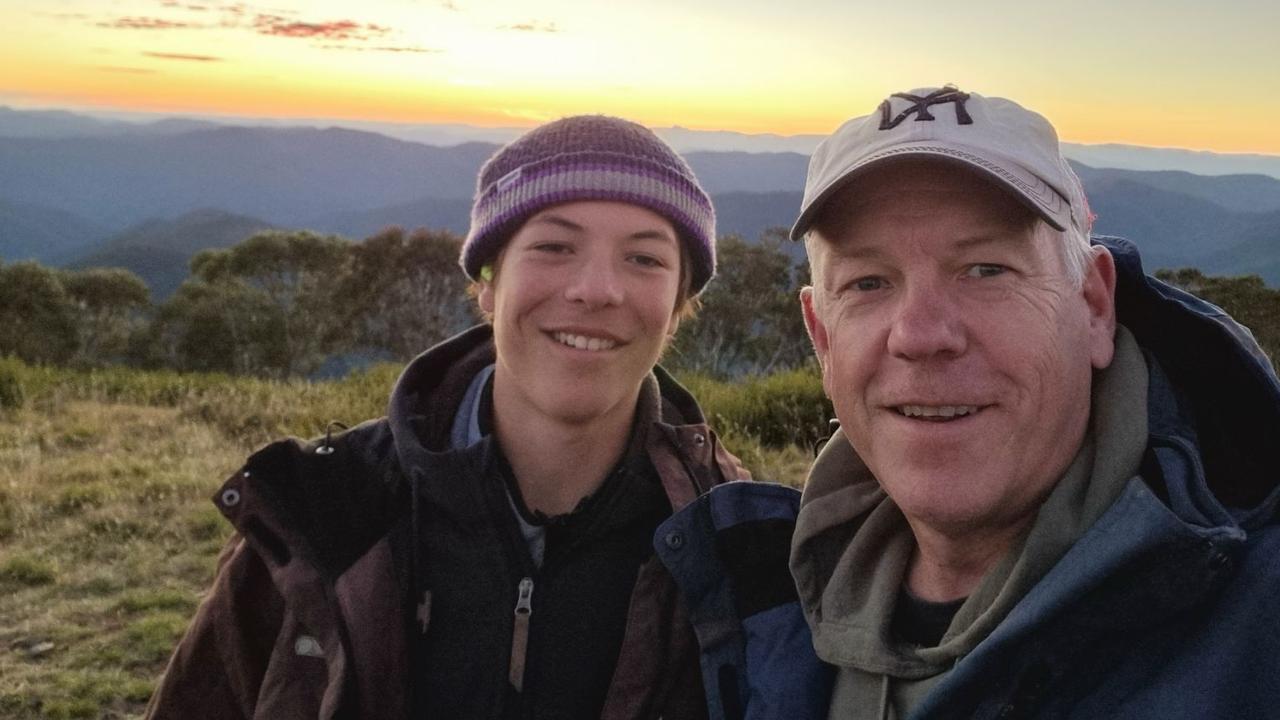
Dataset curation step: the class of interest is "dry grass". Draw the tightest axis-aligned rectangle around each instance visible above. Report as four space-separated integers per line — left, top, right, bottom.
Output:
0 401 240 719
0 359 815 718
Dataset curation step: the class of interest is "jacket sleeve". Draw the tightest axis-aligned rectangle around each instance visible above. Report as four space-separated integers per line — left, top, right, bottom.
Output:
145 534 285 720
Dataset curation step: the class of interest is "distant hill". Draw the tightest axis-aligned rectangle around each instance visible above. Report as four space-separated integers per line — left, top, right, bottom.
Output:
1072 163 1280 214
0 199 108 264
0 106 218 139
6 107 1280 177
305 197 473 239
304 191 805 253
68 209 277 298
0 128 495 230
0 108 1273 289
1063 143 1280 181
1199 211 1280 285
685 152 809 194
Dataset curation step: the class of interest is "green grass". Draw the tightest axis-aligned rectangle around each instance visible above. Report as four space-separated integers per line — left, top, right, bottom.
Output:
0 355 821 718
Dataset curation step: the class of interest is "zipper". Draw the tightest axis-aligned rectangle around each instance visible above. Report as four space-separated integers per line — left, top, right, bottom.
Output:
508 576 534 692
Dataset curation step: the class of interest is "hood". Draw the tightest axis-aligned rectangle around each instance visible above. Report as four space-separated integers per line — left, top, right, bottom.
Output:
386 324 727 518
1102 235 1280 519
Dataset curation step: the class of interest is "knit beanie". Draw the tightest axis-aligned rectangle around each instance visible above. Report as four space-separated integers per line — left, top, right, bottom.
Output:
460 115 717 295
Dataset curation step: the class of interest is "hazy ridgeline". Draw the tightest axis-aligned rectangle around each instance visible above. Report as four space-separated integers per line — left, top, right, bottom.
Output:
1 224 1277 719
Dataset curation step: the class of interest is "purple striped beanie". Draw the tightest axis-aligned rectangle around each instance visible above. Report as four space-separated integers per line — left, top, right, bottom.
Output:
461 115 717 295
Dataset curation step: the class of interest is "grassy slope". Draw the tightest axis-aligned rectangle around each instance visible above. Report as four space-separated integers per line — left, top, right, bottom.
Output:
0 359 819 719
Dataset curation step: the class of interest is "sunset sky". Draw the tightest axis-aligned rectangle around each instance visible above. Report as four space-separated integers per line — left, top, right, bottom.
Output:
4 0 1279 153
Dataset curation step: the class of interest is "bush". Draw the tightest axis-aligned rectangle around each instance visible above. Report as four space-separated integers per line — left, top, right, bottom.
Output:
679 364 834 450
0 361 23 411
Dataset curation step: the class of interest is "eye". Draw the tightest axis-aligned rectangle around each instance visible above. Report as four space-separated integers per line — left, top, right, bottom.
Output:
628 253 668 269
531 241 573 255
852 276 885 292
965 263 1007 279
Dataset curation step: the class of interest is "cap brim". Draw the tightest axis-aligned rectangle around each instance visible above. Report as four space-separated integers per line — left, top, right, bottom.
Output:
789 143 1071 241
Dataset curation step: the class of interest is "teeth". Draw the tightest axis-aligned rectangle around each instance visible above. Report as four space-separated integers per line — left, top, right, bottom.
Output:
554 332 617 352
898 405 979 419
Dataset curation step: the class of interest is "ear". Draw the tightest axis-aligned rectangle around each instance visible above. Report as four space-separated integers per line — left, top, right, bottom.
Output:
800 286 832 376
478 281 496 315
1082 244 1118 369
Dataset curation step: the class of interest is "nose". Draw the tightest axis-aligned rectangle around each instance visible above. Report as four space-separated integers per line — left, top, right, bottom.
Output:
886 281 967 360
563 255 625 308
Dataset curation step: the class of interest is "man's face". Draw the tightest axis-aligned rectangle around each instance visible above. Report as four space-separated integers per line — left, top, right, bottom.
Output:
801 161 1116 540
479 200 683 427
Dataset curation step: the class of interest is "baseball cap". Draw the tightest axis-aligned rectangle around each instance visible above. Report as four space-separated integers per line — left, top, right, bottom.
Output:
790 86 1089 241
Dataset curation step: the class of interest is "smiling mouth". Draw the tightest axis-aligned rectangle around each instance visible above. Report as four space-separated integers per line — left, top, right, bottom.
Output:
552 331 619 352
893 405 982 422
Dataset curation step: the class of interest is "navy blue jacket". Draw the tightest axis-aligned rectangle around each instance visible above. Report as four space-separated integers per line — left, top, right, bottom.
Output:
661 236 1280 719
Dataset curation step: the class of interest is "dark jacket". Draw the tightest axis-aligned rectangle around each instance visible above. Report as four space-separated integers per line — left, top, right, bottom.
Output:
792 236 1280 719
657 482 835 720
146 325 749 720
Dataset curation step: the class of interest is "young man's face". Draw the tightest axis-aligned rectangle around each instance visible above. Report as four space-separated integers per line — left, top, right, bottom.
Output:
801 161 1115 541
479 200 683 427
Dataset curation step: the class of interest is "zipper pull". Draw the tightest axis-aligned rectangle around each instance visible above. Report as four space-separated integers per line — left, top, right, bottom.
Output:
508 577 534 692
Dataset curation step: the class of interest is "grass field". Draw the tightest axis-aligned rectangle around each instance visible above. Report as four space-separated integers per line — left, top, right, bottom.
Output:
0 358 822 719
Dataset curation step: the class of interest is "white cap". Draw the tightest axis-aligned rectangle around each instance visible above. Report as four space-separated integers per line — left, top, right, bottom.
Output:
790 86 1090 241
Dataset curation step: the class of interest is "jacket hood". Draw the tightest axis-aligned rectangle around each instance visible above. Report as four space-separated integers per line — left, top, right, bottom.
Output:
385 324 730 516
1103 236 1280 517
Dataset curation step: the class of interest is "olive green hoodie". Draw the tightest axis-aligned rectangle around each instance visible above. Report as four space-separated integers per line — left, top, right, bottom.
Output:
789 327 1149 720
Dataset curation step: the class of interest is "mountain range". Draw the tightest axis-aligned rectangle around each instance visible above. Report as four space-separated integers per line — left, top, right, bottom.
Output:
0 107 1277 296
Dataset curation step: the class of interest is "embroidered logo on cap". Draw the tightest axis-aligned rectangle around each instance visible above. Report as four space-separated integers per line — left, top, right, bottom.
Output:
879 87 974 130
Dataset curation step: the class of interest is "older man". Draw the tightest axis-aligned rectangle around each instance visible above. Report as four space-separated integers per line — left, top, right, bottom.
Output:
789 87 1280 719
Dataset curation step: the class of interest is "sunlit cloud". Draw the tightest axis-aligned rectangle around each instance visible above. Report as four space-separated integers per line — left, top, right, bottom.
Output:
318 45 441 53
142 51 223 62
252 15 390 40
499 21 559 33
96 17 206 30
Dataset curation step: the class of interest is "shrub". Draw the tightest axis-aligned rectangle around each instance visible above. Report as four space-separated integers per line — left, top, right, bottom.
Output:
0 360 23 411
680 365 834 450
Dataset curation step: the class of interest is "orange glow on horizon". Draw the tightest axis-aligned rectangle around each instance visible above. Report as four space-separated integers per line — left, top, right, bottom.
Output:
4 1 1280 155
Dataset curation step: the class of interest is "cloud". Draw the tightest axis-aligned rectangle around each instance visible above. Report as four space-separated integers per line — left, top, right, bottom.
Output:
160 1 212 9
143 51 223 62
318 44 441 53
97 17 204 30
440 1 461 10
499 21 559 33
252 15 391 40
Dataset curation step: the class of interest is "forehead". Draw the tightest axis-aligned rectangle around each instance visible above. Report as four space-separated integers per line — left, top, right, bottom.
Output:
812 160 1037 247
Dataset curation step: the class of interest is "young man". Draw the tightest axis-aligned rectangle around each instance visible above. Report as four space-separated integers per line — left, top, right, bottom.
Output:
147 115 770 719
